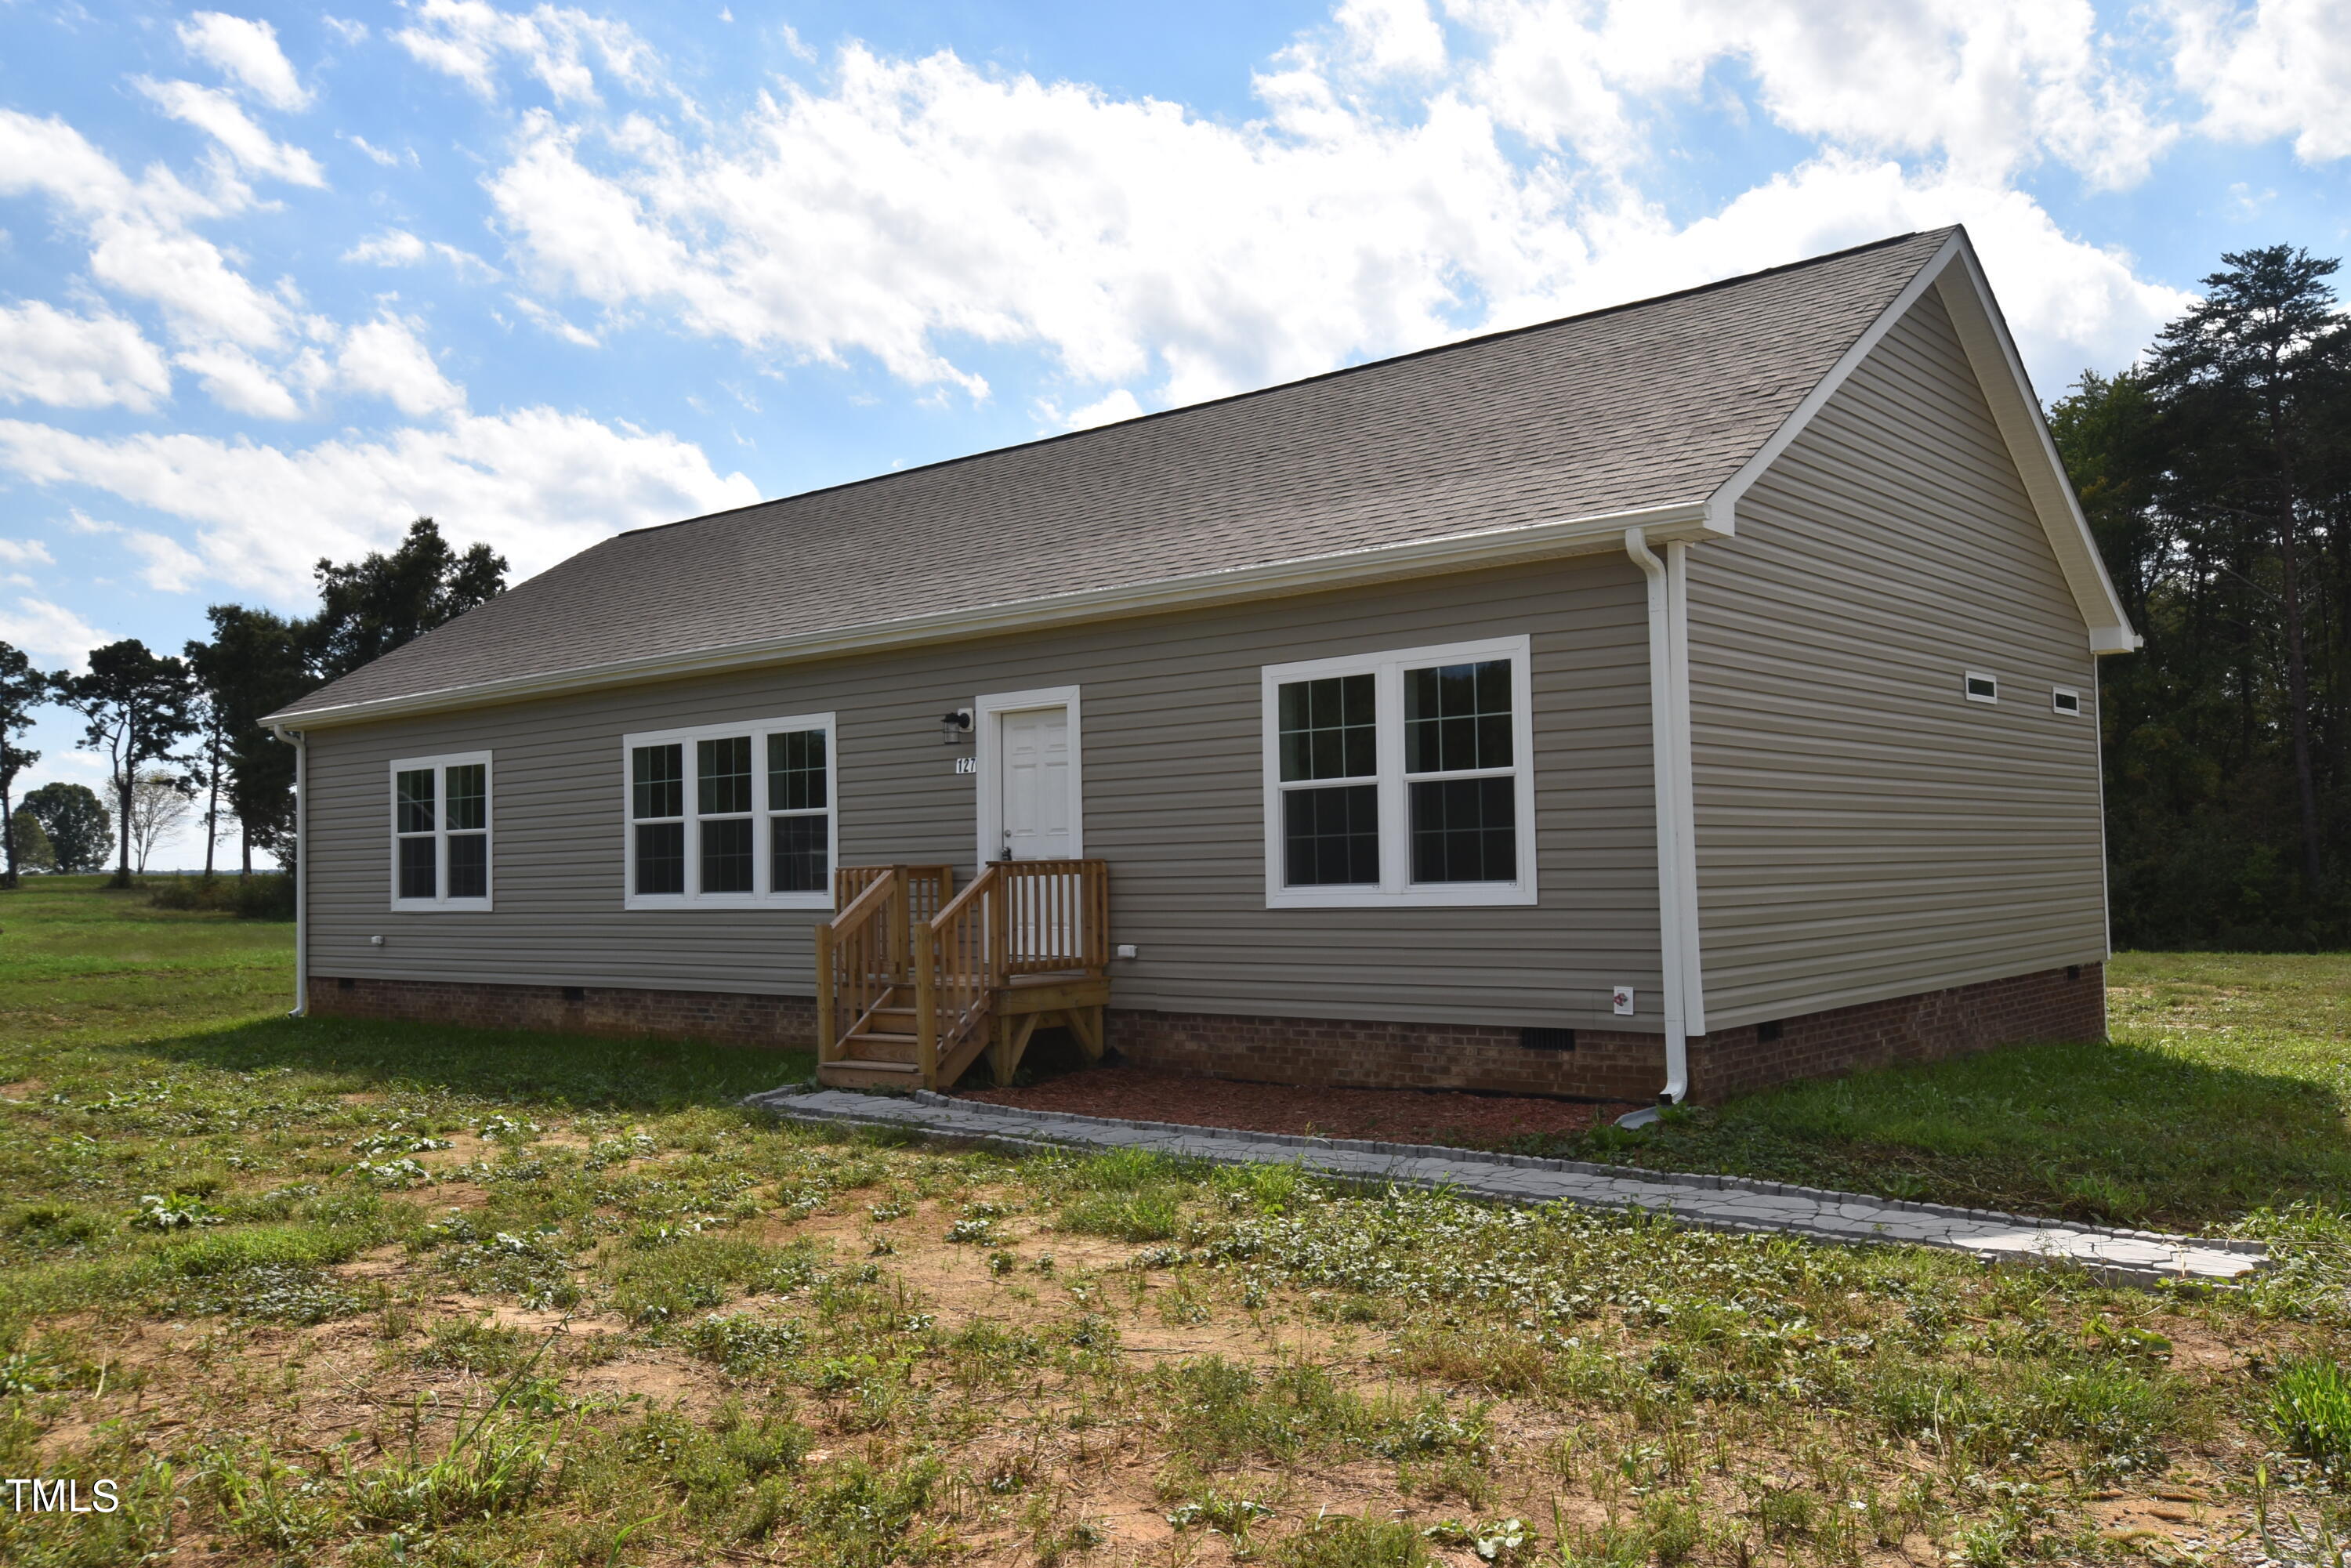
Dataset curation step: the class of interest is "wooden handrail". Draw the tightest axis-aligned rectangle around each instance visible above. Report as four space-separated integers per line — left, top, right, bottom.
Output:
816 868 898 1065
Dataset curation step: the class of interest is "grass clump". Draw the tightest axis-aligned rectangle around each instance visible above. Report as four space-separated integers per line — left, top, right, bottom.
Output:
2271 1358 2351 1477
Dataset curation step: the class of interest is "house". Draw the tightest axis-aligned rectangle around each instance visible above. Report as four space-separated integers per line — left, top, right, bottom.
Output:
265 226 2135 1106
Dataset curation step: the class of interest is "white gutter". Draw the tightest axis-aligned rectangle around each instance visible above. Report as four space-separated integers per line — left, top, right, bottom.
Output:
1624 528 1690 1111
274 726 307 1017
270 500 1726 731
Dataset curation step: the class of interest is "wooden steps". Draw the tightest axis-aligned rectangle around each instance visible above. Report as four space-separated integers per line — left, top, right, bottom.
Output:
815 860 1111 1092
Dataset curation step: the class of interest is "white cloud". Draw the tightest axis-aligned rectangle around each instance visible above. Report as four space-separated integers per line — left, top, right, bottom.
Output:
1444 0 2172 188
509 293 599 346
1053 389 1144 429
0 301 173 411
324 16 371 45
0 539 55 567
346 229 428 265
346 228 502 281
172 345 303 418
179 11 313 111
337 314 465 414
127 531 206 592
394 0 665 104
481 28 2176 412
343 132 411 167
0 597 110 666
1334 0 1448 75
2172 0 2351 162
0 110 290 352
0 409 759 599
136 78 327 187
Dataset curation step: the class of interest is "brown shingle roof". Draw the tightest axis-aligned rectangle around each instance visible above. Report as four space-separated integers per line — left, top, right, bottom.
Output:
273 228 1951 722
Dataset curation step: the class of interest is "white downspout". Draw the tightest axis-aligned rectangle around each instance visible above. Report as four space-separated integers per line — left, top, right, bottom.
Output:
275 726 307 1017
1624 530 1687 1110
1665 541 1706 1039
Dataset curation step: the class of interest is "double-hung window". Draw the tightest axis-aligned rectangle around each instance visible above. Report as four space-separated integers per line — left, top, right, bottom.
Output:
1261 636 1534 907
389 751 492 911
623 714 836 909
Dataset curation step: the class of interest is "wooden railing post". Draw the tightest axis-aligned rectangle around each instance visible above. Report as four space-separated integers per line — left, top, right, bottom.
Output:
987 868 1009 987
889 864 911 982
914 926 938 1088
814 923 837 1064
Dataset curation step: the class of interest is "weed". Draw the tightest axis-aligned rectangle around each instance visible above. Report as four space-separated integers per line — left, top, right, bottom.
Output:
2272 1358 2351 1476
1272 1512 1430 1567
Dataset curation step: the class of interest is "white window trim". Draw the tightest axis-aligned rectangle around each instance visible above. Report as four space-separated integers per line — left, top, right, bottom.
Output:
2052 685 2082 715
973 684 1083 867
389 751 493 912
1260 635 1536 909
1964 671 1999 704
621 712 838 911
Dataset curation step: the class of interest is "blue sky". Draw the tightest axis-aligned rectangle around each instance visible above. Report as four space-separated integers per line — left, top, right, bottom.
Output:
3 0 2348 864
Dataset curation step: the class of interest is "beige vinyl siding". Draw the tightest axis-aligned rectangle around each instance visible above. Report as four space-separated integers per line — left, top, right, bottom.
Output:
1686 284 2106 1030
302 556 1662 1031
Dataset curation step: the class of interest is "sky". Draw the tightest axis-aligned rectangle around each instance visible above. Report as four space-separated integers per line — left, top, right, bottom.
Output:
2 0 2349 868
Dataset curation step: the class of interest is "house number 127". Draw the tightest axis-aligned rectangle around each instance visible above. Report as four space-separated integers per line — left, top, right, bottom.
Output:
954 757 977 775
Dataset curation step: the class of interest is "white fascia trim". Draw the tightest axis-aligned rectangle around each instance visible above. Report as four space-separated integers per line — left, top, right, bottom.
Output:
973 684 1083 869
1930 241 2140 657
1703 230 2140 660
1703 231 1963 539
275 501 1719 731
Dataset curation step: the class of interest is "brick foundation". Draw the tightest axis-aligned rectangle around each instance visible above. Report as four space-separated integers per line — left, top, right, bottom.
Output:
306 961 2103 1100
1109 962 2106 1103
308 975 814 1050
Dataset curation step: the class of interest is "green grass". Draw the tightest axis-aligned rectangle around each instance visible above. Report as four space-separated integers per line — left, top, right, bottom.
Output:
3 876 2350 1566
1511 951 2351 1229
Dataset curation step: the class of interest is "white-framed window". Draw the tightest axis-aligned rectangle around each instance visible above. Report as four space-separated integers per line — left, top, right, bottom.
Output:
389 751 492 911
1964 672 1999 704
2052 686 2082 715
1260 635 1536 908
622 713 836 910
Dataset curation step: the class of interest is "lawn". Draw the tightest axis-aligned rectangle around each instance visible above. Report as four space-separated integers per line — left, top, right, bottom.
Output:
1525 953 2351 1232
2 878 2348 1566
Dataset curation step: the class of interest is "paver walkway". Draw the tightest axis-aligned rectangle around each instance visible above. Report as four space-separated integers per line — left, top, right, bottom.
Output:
744 1086 2266 1287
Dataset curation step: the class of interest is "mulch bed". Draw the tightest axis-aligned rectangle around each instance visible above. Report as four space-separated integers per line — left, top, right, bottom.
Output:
954 1066 1633 1147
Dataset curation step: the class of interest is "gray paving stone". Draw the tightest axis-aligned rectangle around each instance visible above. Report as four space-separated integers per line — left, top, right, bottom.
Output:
756 1088 2266 1287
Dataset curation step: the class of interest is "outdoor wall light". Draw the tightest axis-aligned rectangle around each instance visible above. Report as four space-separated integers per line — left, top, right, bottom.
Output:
940 708 973 744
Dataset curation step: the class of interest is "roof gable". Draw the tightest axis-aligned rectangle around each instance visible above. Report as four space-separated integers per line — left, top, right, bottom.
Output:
1709 230 2135 653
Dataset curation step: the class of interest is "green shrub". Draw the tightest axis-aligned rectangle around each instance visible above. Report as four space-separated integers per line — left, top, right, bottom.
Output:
145 872 295 919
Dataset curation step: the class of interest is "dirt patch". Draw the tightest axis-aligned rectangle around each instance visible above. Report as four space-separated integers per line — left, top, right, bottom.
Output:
957 1068 1631 1146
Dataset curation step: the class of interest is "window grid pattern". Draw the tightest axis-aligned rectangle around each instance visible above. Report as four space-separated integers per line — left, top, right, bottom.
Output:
1261 638 1533 907
390 755 491 910
1276 672 1378 886
624 718 834 906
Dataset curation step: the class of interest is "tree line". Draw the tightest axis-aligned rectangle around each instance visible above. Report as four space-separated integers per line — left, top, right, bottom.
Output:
2054 244 2351 948
0 520 505 889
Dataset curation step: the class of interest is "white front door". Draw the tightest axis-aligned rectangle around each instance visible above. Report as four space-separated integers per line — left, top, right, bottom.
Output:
998 705 1074 861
